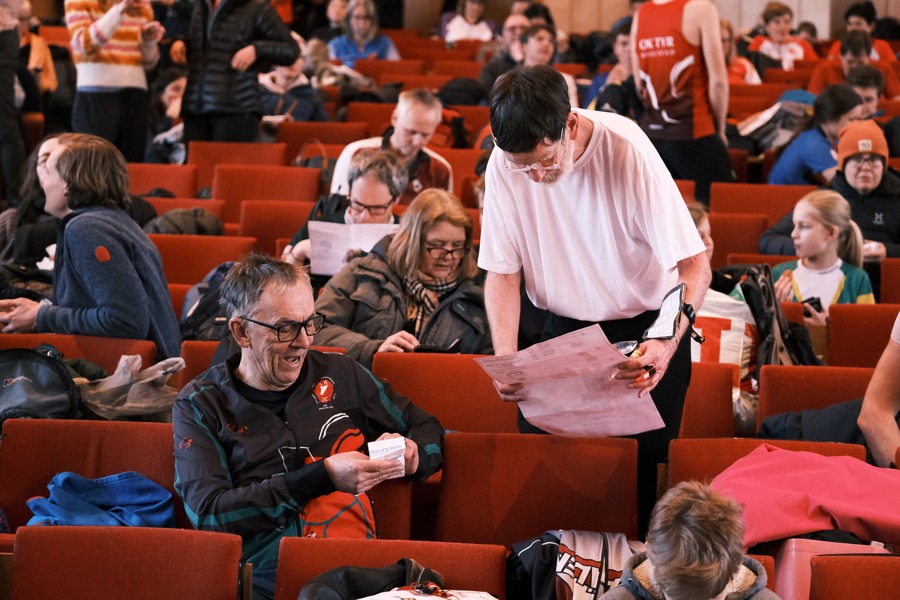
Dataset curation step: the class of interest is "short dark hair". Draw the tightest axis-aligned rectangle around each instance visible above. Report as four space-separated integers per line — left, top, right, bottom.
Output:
796 21 817 38
221 251 311 319
18 133 61 217
845 1 877 25
813 84 863 128
840 29 873 57
523 2 554 27
489 65 569 153
520 22 555 45
612 22 631 39
54 133 129 211
761 2 792 24
847 64 885 95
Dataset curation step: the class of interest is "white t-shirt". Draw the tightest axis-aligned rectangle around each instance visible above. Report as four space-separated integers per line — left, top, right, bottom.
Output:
789 259 844 306
478 109 705 322
329 137 454 195
444 14 495 44
891 312 900 344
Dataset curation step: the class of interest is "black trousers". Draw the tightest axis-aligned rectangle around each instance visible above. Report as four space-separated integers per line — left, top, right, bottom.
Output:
183 112 260 144
0 28 24 201
72 88 148 163
652 134 734 205
518 309 692 538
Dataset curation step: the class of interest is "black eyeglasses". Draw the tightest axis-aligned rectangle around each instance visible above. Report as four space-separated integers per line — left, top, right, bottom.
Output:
846 154 883 169
240 313 326 342
348 198 395 216
423 246 469 259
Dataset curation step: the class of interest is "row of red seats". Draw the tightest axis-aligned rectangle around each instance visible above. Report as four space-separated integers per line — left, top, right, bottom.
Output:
6 522 895 600
3 417 896 598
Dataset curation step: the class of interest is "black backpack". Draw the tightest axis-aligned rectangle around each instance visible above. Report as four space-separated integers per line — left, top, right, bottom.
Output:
0 347 79 427
307 192 350 223
718 264 823 381
180 262 234 341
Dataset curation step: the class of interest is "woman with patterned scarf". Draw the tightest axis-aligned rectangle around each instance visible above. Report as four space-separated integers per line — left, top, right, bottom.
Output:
314 188 492 369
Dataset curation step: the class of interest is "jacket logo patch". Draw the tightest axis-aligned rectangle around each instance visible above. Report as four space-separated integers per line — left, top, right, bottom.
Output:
178 437 192 450
94 245 111 263
227 423 248 434
874 212 884 225
312 377 336 405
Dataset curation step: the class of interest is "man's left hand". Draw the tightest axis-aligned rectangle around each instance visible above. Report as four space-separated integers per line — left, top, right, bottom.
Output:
612 337 679 397
377 432 418 475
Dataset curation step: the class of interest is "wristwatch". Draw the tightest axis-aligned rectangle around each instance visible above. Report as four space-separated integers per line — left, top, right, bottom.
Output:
681 303 705 344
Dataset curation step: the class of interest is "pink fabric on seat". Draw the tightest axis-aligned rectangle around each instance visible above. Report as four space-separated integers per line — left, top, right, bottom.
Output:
711 444 900 547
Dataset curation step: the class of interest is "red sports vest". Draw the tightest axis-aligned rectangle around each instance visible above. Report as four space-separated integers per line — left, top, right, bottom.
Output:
635 0 715 140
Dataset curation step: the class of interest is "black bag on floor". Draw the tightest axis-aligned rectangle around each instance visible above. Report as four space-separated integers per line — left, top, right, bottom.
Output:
0 347 79 426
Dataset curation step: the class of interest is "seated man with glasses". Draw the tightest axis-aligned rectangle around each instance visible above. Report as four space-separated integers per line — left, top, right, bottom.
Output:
281 148 407 277
315 188 492 369
173 251 444 600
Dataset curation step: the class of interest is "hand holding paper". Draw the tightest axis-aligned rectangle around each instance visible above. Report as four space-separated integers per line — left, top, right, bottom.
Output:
475 325 664 437
323 451 405 494
369 433 418 477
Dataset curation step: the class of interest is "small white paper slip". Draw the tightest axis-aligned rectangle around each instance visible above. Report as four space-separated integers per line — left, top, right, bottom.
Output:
367 437 406 479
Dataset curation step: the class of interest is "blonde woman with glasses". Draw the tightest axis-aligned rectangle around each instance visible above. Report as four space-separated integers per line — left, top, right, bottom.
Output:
315 188 492 368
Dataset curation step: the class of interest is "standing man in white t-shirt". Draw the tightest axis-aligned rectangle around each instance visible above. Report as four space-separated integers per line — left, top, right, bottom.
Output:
478 65 711 533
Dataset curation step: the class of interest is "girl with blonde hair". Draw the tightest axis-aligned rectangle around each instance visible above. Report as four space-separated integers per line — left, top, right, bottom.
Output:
773 189 874 325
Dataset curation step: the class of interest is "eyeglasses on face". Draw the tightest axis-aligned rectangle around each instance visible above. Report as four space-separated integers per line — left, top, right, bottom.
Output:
240 313 326 342
348 198 395 216
846 154 883 168
500 127 567 174
423 246 469 259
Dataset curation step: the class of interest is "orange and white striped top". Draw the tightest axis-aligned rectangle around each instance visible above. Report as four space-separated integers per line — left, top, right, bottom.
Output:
65 0 158 90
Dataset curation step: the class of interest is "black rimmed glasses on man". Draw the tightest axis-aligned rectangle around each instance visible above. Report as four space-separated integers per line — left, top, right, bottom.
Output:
240 313 326 342
347 198 395 216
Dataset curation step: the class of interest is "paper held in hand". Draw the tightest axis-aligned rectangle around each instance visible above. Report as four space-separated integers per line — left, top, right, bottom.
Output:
474 325 664 437
308 221 400 275
367 437 405 480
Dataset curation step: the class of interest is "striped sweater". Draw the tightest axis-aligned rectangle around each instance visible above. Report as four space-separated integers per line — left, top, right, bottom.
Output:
65 0 158 90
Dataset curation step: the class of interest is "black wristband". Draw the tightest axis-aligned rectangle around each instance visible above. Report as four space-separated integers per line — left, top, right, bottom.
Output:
682 303 705 344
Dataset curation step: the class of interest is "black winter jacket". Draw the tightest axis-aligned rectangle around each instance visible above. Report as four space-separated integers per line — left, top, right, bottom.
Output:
181 0 298 116
758 168 900 256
